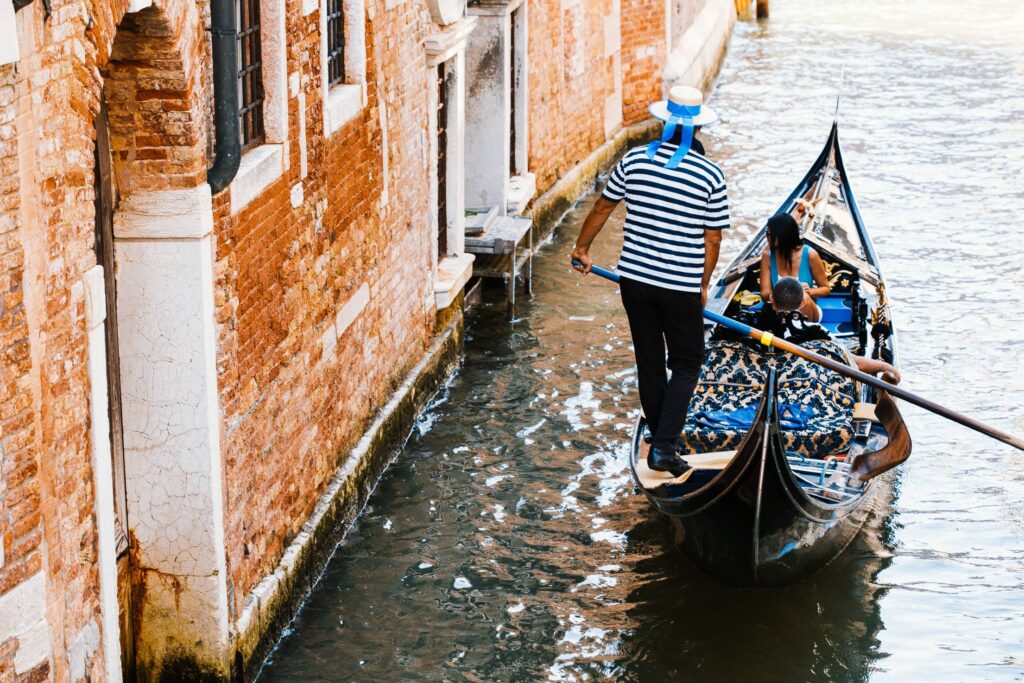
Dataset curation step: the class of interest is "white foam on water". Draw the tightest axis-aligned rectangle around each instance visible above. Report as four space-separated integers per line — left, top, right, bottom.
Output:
571 574 618 592
484 474 510 488
516 418 546 437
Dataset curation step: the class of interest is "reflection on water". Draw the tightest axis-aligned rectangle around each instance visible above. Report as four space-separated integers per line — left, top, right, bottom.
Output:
260 3 1024 681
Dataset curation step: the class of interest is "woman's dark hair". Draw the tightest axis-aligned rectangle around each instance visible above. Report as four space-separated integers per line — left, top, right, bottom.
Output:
766 213 802 270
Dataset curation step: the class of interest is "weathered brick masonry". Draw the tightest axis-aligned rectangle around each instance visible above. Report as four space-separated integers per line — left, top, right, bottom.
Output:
621 0 669 125
217 0 440 610
1 0 733 679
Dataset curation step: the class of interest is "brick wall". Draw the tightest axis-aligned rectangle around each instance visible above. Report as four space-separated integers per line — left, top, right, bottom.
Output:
1 0 728 677
527 0 618 194
216 0 439 603
0 53 49 683
0 0 135 678
621 0 668 124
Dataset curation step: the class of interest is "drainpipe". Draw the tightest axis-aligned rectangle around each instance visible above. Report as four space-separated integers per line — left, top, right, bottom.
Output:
207 0 241 194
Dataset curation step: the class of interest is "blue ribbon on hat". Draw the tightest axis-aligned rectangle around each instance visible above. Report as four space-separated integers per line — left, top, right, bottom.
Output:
646 100 701 169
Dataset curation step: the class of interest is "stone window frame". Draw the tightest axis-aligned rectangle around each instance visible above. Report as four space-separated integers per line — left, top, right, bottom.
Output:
426 16 476 309
318 0 367 138
230 0 289 215
508 1 528 179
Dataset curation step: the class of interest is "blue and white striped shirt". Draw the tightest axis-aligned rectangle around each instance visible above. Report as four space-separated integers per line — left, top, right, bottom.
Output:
601 143 729 292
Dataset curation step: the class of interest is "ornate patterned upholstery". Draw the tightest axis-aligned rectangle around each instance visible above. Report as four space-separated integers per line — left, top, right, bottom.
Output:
680 340 856 457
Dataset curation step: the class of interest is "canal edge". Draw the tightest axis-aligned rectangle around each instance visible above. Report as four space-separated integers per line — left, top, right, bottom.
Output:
230 310 465 681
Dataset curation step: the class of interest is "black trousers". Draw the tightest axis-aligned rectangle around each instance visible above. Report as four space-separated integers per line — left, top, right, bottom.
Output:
620 277 705 451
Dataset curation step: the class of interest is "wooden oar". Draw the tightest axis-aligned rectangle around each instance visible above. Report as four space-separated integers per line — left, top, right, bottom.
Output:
571 259 1024 452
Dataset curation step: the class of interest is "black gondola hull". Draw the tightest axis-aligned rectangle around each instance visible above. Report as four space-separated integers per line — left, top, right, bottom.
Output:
627 123 903 586
632 376 879 586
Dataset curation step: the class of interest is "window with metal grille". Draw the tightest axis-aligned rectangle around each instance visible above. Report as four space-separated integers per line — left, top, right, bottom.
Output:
437 63 450 257
237 0 266 151
326 0 346 86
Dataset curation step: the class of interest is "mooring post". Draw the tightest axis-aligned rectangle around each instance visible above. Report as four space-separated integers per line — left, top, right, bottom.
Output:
756 0 769 19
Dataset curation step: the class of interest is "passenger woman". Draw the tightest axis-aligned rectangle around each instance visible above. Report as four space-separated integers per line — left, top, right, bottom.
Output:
759 213 831 321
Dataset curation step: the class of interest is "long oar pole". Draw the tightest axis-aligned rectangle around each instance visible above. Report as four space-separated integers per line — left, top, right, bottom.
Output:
572 259 1024 452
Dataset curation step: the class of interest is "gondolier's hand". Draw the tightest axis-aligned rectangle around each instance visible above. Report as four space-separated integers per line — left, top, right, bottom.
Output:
571 246 592 275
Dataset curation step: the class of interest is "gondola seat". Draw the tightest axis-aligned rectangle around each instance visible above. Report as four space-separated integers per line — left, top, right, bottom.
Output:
680 340 857 458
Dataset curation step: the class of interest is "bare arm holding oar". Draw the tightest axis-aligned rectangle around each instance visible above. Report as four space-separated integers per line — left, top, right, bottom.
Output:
571 198 619 275
702 228 723 307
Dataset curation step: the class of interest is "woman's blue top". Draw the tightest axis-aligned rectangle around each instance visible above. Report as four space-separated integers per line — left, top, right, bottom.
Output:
769 244 814 286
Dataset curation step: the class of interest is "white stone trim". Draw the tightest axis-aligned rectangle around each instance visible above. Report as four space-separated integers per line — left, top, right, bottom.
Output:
82 265 124 682
507 172 535 215
510 2 528 175
320 283 370 363
230 144 285 215
260 0 288 144
0 0 18 66
425 0 466 25
324 83 365 136
434 253 474 309
426 26 470 267
320 0 367 139
424 15 477 65
0 573 51 675
113 189 230 668
113 184 214 239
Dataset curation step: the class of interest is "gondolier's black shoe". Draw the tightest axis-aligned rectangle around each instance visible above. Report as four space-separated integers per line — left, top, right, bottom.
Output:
648 447 692 478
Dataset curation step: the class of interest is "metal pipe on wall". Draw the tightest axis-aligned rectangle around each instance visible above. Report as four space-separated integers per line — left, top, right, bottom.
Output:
207 0 242 193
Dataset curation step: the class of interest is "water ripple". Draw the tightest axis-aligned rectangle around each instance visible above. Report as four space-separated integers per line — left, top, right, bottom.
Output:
260 3 1024 681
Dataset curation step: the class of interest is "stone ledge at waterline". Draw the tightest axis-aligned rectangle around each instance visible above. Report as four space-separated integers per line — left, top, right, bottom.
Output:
230 311 465 681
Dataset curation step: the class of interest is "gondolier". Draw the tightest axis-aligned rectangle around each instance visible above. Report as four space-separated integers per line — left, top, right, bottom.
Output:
571 85 728 478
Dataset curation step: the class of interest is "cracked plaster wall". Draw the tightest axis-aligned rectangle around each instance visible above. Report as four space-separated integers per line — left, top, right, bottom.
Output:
113 184 230 674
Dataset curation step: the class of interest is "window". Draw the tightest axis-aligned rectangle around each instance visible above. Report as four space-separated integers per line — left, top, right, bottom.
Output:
320 0 367 137
326 0 345 86
237 0 265 150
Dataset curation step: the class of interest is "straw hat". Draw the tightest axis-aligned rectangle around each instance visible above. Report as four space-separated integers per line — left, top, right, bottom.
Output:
649 85 719 127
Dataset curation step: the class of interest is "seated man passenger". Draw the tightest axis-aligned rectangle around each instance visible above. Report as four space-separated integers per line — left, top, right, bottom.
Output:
760 213 832 321
758 277 901 384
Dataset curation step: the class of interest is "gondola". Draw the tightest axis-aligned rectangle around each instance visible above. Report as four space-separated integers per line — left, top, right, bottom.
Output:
629 122 911 586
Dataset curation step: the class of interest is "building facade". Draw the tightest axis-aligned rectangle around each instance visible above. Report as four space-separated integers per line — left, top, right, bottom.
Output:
0 0 734 679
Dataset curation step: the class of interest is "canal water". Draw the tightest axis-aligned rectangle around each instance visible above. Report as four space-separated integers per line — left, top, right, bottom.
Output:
261 2 1024 680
